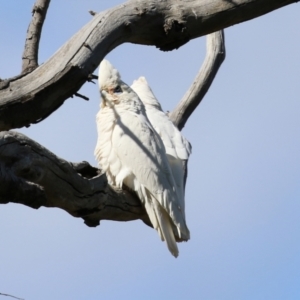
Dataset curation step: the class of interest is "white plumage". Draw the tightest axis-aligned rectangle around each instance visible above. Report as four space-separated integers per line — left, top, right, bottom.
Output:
95 60 190 257
131 76 191 218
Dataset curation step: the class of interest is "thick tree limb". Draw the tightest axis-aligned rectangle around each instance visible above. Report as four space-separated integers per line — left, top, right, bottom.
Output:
0 0 297 131
21 0 51 74
169 30 226 130
0 32 224 228
0 131 150 227
0 31 225 226
0 0 298 227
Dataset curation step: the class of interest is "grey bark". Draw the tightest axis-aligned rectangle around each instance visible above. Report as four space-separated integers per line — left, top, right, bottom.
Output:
21 0 51 74
0 28 225 225
0 0 298 226
0 0 297 131
0 131 150 227
169 30 226 130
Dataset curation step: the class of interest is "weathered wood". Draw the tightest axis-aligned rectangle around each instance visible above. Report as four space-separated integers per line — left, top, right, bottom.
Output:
0 131 150 227
169 30 226 130
0 0 298 229
21 0 51 74
0 0 297 131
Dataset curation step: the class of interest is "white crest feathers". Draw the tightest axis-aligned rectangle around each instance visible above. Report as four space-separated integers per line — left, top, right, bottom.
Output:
98 59 121 90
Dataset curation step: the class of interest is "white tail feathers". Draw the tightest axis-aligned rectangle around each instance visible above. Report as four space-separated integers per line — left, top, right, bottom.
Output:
153 202 179 257
149 194 179 257
137 185 179 257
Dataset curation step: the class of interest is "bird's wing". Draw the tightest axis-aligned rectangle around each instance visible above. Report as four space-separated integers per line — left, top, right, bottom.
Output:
131 77 192 217
131 77 191 160
112 110 189 239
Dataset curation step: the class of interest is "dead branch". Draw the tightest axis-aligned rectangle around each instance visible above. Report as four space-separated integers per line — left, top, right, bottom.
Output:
169 30 226 130
21 0 51 74
0 0 298 228
74 92 89 101
0 0 297 131
0 131 150 227
0 293 24 300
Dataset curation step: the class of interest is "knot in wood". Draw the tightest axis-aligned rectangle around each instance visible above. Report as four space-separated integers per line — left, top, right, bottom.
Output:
164 19 186 34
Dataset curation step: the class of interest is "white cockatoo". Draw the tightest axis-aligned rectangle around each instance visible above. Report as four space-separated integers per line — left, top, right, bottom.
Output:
95 60 190 257
131 77 191 219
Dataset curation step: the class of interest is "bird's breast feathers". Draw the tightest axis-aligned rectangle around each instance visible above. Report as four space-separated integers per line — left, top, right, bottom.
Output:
96 105 175 192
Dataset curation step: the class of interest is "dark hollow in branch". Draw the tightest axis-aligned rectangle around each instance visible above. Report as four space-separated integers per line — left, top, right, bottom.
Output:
0 131 150 227
21 0 51 74
169 30 226 130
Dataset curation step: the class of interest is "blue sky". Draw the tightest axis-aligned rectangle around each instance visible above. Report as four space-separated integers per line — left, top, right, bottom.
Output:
1 1 300 299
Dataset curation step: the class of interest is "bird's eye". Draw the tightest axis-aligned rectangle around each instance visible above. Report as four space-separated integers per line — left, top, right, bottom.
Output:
114 86 122 93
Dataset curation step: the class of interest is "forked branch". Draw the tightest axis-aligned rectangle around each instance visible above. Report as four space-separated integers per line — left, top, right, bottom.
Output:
0 31 225 224
0 0 298 227
0 0 297 131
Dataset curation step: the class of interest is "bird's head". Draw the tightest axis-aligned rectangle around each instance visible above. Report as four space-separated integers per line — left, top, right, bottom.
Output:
98 59 138 109
131 77 162 110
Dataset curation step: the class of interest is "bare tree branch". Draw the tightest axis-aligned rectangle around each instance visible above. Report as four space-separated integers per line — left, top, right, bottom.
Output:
74 92 89 101
166 30 225 192
0 0 297 131
0 131 150 227
169 30 226 130
0 293 24 300
0 0 297 235
21 0 51 74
